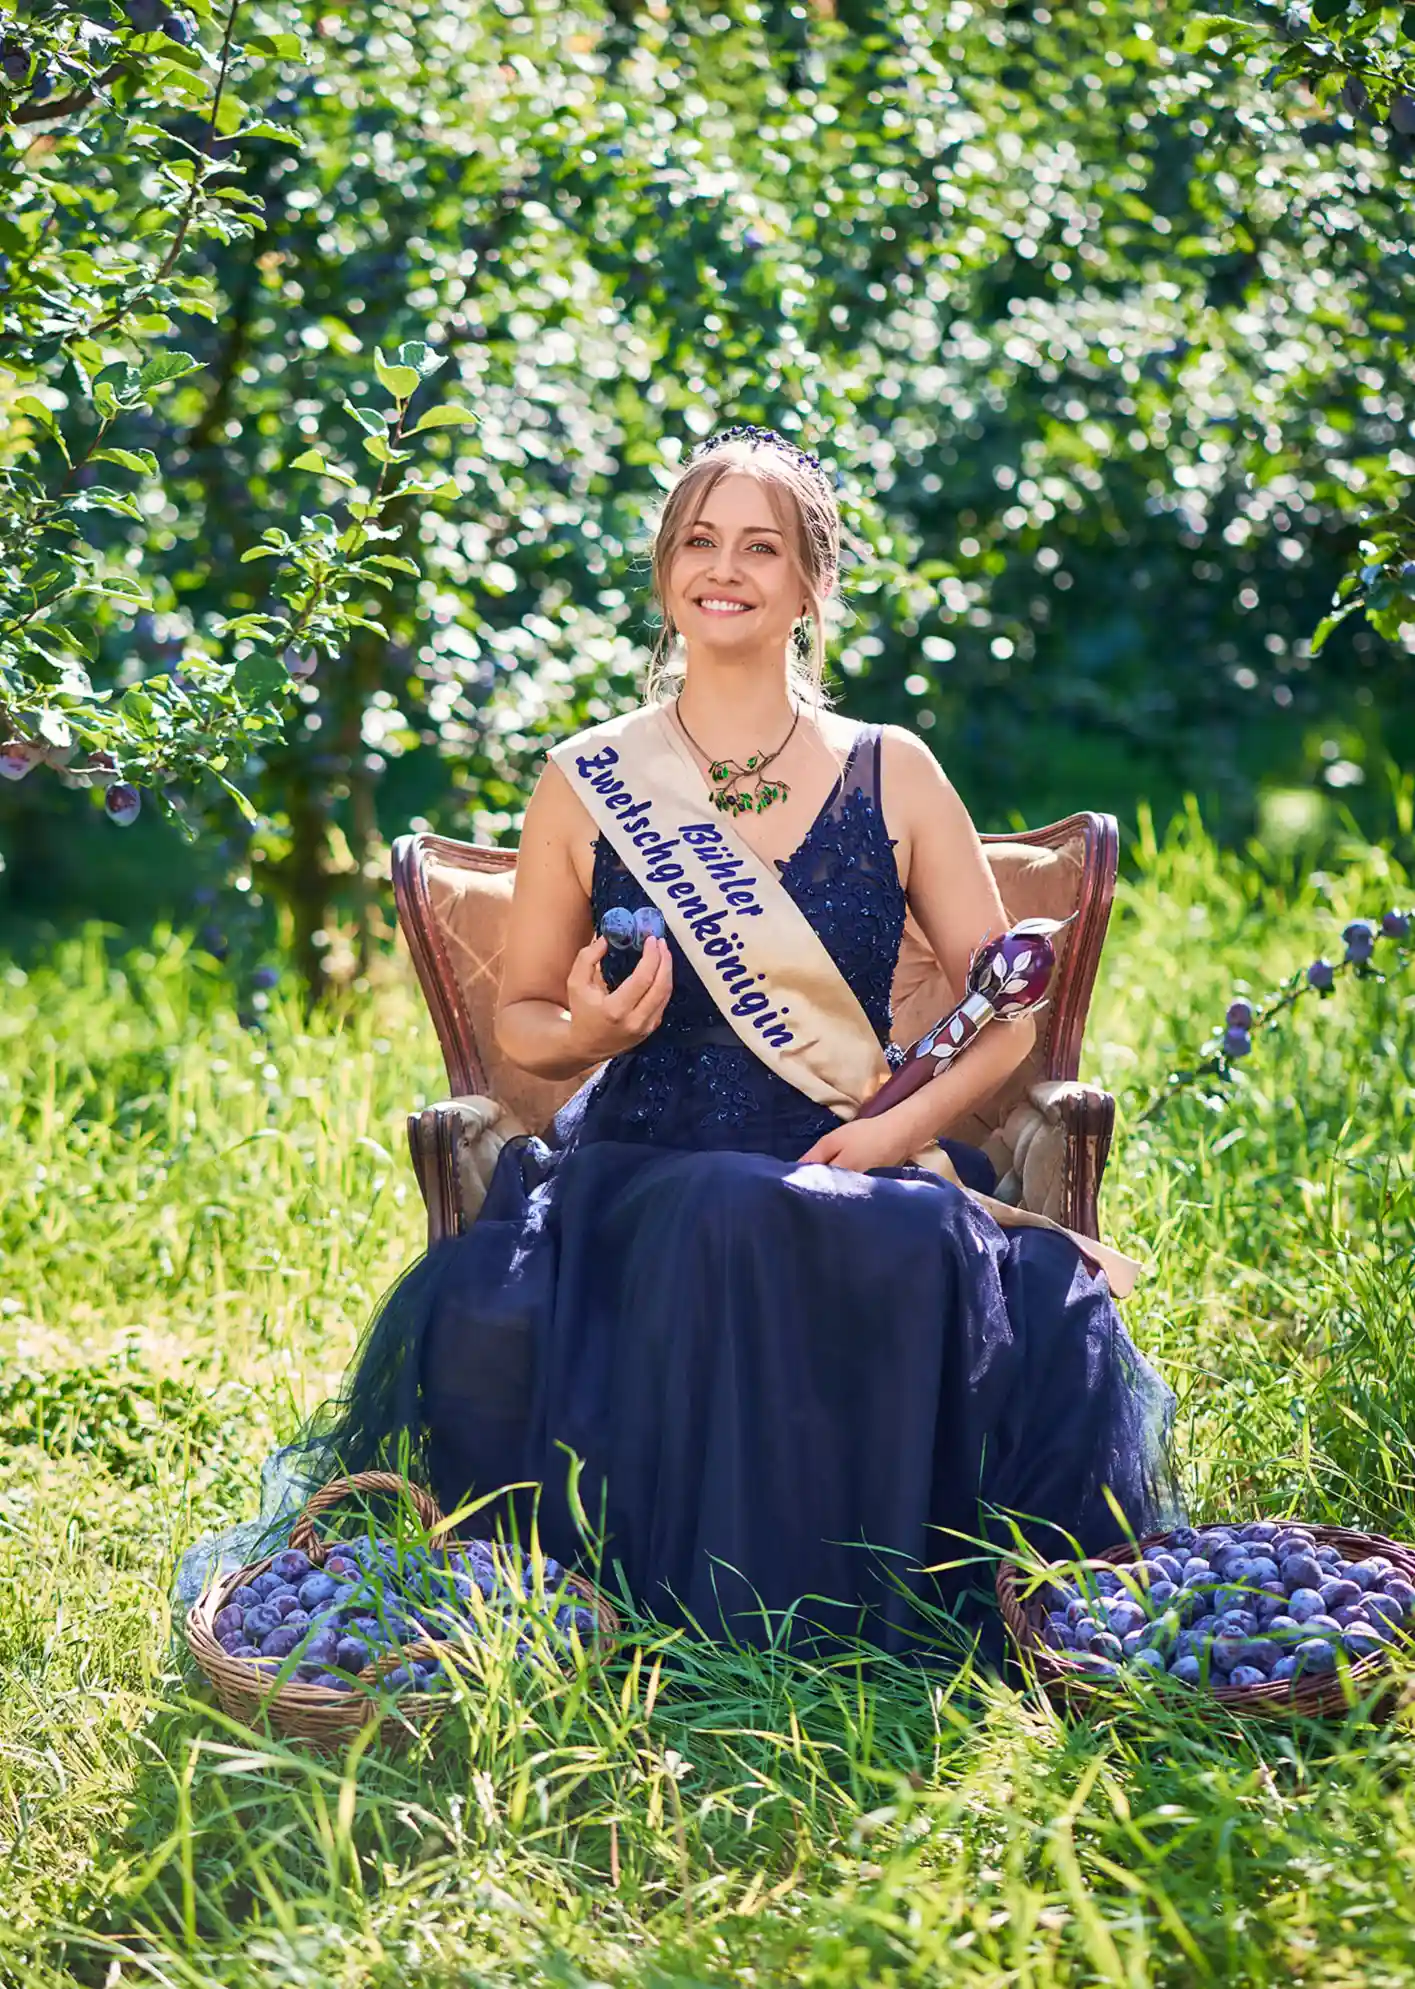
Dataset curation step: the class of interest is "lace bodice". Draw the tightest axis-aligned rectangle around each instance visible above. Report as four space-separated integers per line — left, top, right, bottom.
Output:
553 724 907 1154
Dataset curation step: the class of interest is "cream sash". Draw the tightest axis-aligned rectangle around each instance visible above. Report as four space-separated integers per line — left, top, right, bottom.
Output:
550 705 1142 1295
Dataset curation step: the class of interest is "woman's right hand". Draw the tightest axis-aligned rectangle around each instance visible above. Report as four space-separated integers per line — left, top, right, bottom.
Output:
564 933 673 1062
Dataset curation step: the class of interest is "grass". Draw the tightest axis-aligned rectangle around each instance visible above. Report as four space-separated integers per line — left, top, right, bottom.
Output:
2 797 1415 1986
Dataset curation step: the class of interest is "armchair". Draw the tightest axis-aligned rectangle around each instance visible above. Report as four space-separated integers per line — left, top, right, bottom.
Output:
392 812 1120 1248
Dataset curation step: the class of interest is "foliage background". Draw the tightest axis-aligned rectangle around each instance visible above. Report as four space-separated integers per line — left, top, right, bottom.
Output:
3 0 1414 990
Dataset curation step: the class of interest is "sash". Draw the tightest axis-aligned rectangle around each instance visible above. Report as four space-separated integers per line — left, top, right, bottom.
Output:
550 706 1142 1296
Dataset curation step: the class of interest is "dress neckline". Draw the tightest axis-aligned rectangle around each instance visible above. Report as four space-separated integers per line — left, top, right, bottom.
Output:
772 723 868 878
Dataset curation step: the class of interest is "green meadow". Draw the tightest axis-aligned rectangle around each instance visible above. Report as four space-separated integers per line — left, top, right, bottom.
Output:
2 800 1414 1988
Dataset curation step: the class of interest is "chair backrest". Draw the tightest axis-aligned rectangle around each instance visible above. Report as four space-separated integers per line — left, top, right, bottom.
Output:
393 812 1118 1146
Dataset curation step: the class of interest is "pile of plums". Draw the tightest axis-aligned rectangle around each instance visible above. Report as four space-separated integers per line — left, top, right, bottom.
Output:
208 1536 600 1694
1038 1523 1412 1689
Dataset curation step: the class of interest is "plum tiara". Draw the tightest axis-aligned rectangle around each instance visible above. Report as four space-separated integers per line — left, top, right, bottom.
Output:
691 423 829 485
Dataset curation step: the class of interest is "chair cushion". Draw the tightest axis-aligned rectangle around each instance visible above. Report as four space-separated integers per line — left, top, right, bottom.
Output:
423 828 1086 1144
424 859 587 1134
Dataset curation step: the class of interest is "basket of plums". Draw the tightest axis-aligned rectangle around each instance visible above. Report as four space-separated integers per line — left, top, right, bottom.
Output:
997 1521 1415 1720
185 1471 620 1752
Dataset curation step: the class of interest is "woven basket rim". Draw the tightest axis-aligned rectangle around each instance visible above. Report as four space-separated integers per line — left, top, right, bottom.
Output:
184 1469 623 1747
996 1521 1414 1721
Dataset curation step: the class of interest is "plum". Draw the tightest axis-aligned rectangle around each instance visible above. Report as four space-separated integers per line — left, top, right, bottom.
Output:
1212 1635 1247 1670
271 1592 302 1622
104 784 142 827
1105 1599 1146 1639
1385 1577 1415 1612
243 1604 281 1642
1167 1527 1200 1554
217 1628 246 1654
1288 1588 1326 1623
1294 1638 1337 1675
1313 1545 1342 1568
1146 1580 1178 1611
1333 1605 1363 1628
230 1643 262 1662
303 1626 341 1668
1215 1609 1257 1638
230 1585 264 1610
1346 1561 1383 1592
1270 1655 1299 1682
335 1635 371 1674
298 1573 338 1611
1236 1638 1279 1673
1170 1654 1202 1685
1344 1629 1385 1661
271 1550 312 1584
1304 1614 1344 1638
1280 1553 1323 1594
325 1555 360 1582
1129 1647 1166 1673
1363 1593 1404 1629
1228 1665 1269 1689
1245 1557 1280 1587
250 1571 284 1601
1121 1630 1145 1657
261 1624 304 1660
380 1665 414 1692
310 1672 354 1692
1181 1558 1213 1582
213 1604 244 1640
1274 1530 1315 1557
282 1609 312 1637
1320 1578 1362 1613
1266 1615 1303 1642
1241 1522 1279 1545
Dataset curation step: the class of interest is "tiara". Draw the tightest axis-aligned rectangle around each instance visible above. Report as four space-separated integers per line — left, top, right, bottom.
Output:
689 423 829 484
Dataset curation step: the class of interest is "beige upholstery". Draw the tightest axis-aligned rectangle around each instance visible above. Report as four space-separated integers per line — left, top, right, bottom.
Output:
424 829 1089 1154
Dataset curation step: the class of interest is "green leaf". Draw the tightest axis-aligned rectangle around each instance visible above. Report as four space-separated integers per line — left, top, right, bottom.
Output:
288 449 358 487
92 447 160 476
234 650 293 705
374 347 421 400
240 545 287 562
73 490 142 520
213 770 260 821
1311 599 1360 653
342 403 389 435
236 119 302 144
367 554 421 576
138 352 201 389
411 404 478 433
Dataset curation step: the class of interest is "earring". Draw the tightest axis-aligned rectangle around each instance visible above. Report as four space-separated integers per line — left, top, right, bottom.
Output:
792 616 812 659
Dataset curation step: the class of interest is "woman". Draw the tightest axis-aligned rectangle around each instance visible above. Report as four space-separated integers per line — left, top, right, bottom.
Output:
316 425 1175 1655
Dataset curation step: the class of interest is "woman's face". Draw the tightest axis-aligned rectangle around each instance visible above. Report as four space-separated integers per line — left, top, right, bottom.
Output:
665 471 805 662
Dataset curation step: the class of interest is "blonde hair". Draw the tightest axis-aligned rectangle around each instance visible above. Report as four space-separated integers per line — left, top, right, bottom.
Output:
645 436 841 707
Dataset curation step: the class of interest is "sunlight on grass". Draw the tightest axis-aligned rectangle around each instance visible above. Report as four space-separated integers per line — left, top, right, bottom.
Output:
1 812 1414 1986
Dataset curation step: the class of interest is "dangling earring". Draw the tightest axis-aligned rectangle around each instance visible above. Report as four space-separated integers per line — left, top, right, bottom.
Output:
792 616 812 660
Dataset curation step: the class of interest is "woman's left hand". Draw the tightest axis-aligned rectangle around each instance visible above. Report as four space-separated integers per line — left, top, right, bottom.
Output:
797 1113 921 1173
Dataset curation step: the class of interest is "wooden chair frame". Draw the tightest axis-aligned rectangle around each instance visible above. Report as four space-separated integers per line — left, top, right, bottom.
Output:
392 813 1120 1245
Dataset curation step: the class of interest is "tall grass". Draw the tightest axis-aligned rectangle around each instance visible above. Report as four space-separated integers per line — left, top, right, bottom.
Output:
1 805 1414 1987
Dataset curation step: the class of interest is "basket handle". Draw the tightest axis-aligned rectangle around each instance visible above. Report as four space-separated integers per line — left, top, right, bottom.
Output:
287 1470 448 1558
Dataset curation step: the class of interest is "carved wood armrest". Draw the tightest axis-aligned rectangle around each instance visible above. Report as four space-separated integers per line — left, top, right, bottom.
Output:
980 1080 1116 1241
406 1096 530 1247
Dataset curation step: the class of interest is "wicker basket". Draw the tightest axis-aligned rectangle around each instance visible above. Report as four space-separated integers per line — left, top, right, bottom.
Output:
185 1470 621 1753
997 1523 1415 1722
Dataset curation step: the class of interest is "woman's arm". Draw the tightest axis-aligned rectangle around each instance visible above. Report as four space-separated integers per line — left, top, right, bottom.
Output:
494 761 674 1080
799 726 1033 1167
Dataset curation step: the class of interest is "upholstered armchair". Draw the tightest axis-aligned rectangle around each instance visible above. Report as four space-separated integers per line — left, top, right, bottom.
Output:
392 813 1120 1247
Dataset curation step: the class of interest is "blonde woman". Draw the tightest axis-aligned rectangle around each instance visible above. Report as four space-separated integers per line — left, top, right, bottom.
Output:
315 428 1175 1654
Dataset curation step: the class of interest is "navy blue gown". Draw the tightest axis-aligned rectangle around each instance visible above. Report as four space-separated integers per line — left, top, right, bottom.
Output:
318 726 1176 1656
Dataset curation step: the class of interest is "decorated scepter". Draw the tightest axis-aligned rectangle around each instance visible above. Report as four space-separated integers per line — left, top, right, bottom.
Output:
858 917 1073 1120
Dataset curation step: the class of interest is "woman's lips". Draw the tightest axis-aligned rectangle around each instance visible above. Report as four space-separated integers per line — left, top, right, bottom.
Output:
695 597 755 615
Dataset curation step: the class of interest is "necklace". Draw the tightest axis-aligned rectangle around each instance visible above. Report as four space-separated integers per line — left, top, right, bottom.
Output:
673 695 801 815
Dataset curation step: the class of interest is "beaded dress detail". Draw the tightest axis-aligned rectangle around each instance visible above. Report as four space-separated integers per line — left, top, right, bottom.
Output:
565 725 907 1155
300 722 1178 1657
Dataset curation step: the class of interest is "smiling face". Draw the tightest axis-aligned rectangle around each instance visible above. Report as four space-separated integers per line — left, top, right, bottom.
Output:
663 471 805 661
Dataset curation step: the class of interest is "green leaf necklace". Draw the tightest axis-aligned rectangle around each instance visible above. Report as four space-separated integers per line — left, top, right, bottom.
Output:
673 695 801 816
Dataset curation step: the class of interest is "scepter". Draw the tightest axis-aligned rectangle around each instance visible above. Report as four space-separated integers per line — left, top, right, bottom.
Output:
858 916 1073 1119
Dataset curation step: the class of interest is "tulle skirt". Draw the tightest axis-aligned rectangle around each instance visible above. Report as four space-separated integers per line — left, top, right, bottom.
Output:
302 1102 1178 1661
